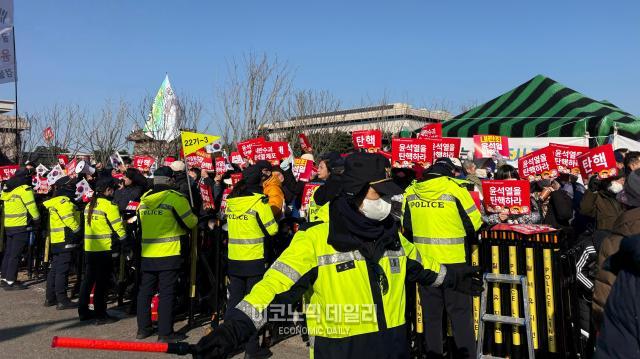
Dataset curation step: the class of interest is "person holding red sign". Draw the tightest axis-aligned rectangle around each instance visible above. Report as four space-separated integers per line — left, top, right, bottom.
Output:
483 165 542 225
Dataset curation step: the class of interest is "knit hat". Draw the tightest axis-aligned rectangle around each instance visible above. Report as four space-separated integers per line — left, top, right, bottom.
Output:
341 152 402 196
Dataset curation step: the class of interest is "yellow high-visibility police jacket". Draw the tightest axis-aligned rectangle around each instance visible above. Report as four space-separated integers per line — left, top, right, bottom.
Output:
402 176 482 264
225 193 278 276
231 222 446 357
138 189 197 259
84 197 127 252
43 196 81 251
1 184 40 228
306 185 329 223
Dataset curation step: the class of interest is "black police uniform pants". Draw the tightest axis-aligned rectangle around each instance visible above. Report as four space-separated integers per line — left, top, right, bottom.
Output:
420 263 476 359
227 275 262 355
1 231 29 283
78 252 112 319
46 251 72 303
137 269 178 336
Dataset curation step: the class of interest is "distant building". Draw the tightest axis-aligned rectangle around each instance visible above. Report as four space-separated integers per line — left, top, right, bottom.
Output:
0 100 29 164
261 103 451 140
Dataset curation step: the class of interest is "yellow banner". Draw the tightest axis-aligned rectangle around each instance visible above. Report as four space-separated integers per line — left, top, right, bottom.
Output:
180 131 220 157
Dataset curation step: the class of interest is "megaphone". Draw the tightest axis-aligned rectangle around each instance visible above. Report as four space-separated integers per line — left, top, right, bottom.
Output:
75 160 96 175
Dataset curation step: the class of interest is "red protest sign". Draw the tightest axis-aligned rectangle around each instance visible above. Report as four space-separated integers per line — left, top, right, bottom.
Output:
577 144 618 181
298 133 312 152
133 155 155 171
43 127 54 143
57 155 69 167
352 130 382 151
35 176 50 194
125 201 140 211
482 180 531 214
518 146 558 180
237 137 265 159
215 157 227 175
416 123 442 139
65 158 78 175
391 138 431 167
199 181 215 210
292 158 314 182
231 173 243 186
549 143 588 175
0 165 19 181
252 142 291 165
491 223 558 234
430 138 461 162
473 135 510 159
219 188 233 215
301 183 320 212
185 148 213 170
230 151 244 165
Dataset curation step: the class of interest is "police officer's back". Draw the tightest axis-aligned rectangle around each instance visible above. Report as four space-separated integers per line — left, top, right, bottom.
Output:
0 168 40 290
402 157 482 358
136 166 197 343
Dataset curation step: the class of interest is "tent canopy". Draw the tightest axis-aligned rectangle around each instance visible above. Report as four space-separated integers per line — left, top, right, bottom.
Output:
442 75 640 139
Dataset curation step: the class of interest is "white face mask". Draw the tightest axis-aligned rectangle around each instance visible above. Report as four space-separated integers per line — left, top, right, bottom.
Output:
609 181 624 194
360 197 392 221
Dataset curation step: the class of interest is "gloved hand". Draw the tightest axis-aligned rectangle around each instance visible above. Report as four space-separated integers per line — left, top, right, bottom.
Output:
193 323 238 359
443 265 483 296
588 175 602 192
279 145 295 171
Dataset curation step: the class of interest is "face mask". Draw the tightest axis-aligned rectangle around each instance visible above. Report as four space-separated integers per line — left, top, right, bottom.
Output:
360 197 392 221
609 181 624 194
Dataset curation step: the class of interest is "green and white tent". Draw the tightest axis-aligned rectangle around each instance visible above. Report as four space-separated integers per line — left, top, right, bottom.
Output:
442 75 640 139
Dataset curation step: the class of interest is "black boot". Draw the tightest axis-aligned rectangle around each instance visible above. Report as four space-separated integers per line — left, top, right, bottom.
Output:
56 300 79 310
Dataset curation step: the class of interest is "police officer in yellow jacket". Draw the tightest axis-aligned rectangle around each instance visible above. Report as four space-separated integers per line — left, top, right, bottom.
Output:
0 168 40 290
43 176 82 309
78 177 127 324
225 160 278 359
402 157 483 358
195 153 482 359
136 167 197 343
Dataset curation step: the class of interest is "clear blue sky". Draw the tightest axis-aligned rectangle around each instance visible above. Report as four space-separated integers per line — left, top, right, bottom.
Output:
5 0 640 118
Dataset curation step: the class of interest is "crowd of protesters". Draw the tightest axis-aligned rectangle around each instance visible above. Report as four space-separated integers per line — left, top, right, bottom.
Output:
0 143 639 358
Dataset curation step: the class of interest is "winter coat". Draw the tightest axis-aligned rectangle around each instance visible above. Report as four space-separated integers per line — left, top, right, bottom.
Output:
592 207 640 330
580 190 624 231
595 235 640 358
262 173 284 219
543 189 574 231
113 185 144 212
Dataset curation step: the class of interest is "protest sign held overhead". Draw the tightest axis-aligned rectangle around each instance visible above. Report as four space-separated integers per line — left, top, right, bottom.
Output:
482 179 531 214
518 146 558 180
416 123 442 139
473 135 510 159
391 138 430 167
352 129 381 151
577 144 618 181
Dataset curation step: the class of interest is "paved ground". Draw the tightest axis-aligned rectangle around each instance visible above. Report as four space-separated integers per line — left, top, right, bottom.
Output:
0 276 308 359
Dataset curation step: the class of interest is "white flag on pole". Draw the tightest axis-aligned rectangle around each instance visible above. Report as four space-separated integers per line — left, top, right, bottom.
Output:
0 27 15 84
0 0 13 28
144 75 179 141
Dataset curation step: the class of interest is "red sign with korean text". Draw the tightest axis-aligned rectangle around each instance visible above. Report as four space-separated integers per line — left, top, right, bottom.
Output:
473 135 510 159
549 143 588 175
577 144 618 181
481 180 531 214
231 173 243 186
199 182 215 210
0 165 19 181
352 130 382 150
35 176 50 194
252 142 291 165
133 155 155 171
125 201 140 211
185 148 213 170
430 138 461 162
215 157 226 174
416 123 442 139
391 138 431 167
518 146 558 180
237 137 265 159
219 188 233 215
298 133 312 152
65 158 78 175
301 183 320 212
230 152 244 165
292 158 314 182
